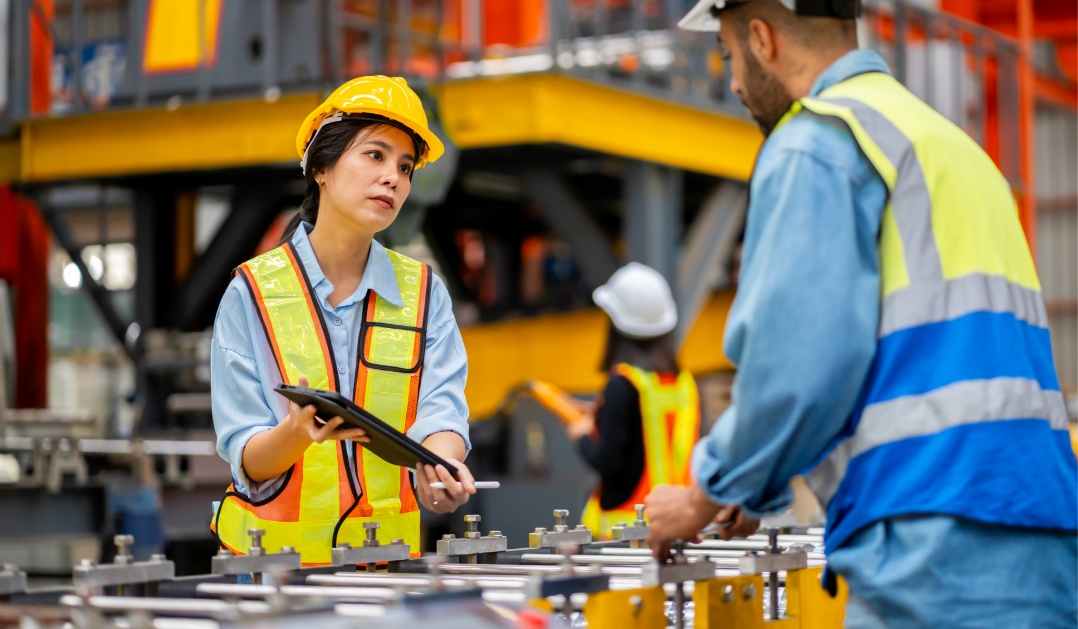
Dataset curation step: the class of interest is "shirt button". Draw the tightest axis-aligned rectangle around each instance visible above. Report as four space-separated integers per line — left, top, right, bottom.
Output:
334 318 342 326
338 366 346 375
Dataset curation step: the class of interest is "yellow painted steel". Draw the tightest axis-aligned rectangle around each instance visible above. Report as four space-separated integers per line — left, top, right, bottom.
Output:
784 566 848 629
462 291 736 420
143 0 222 74
693 575 767 629
20 93 322 182
437 74 763 180
0 139 20 184
581 585 668 628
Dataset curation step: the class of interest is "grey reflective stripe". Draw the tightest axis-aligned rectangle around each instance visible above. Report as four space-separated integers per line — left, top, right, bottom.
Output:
880 273 1049 337
806 378 1068 506
804 96 943 285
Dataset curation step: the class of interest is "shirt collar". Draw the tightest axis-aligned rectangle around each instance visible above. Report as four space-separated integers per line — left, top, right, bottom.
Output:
809 49 892 97
290 222 404 309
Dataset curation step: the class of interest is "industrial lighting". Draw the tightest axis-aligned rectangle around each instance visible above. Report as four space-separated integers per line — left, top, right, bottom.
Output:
61 261 82 289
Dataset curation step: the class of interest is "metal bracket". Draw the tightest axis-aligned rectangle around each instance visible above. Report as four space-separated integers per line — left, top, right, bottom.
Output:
211 529 301 577
331 540 411 566
0 565 27 597
611 504 649 543
523 573 610 600
738 549 808 575
73 556 175 589
436 534 508 557
529 509 593 548
639 558 717 587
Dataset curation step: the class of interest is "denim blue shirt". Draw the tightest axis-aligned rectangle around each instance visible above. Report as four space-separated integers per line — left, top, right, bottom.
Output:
691 50 890 515
211 222 470 497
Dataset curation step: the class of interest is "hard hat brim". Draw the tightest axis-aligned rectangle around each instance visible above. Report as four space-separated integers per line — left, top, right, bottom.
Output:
678 0 723 31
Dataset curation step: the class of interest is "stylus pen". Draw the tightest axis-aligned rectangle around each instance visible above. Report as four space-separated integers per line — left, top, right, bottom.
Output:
429 481 501 490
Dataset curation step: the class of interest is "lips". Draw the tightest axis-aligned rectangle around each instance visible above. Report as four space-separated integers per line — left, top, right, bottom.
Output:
371 195 395 210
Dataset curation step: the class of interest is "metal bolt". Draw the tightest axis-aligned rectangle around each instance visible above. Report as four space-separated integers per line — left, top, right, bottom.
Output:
113 534 134 564
768 529 780 554
575 524 588 531
533 527 547 534
216 548 233 557
279 546 295 554
391 538 404 545
634 504 646 526
2 564 17 573
629 594 643 615
442 533 456 540
338 542 352 550
80 559 96 568
364 521 380 547
488 531 502 538
553 509 569 527
464 514 481 540
722 584 734 604
150 554 167 562
248 528 266 556
743 583 757 601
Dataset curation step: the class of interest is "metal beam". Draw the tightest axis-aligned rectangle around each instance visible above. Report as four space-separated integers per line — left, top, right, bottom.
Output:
521 169 619 291
623 160 682 285
675 181 747 344
174 184 286 330
36 199 138 363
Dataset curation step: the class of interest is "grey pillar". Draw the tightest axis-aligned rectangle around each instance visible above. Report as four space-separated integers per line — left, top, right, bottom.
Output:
623 160 682 286
675 181 747 343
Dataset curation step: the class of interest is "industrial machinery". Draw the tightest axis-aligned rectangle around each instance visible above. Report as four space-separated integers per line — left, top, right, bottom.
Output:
0 509 843 629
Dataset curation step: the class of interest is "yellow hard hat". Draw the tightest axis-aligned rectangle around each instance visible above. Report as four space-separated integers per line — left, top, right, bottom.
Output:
296 75 445 174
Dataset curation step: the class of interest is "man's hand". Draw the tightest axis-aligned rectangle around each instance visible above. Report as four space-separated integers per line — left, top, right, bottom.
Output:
707 505 760 541
645 484 721 561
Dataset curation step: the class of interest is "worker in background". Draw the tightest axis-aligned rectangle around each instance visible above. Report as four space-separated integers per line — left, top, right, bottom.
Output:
645 1 1078 626
567 263 701 539
210 76 476 566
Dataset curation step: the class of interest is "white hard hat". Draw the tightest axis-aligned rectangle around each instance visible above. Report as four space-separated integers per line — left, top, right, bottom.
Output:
593 262 678 339
678 0 795 31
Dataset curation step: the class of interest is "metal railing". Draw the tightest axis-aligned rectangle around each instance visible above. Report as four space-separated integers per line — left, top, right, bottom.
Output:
3 0 1023 178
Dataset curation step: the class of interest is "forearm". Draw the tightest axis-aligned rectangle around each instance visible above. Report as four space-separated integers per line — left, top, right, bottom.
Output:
422 431 467 464
241 420 312 483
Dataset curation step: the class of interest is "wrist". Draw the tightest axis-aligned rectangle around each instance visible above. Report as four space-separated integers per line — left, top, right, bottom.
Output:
688 483 721 522
283 413 313 447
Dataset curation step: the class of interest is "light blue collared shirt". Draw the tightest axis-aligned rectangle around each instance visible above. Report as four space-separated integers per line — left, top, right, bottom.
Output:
691 49 889 515
211 222 470 497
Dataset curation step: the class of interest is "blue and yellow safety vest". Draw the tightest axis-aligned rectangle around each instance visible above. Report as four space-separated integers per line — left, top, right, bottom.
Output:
211 242 431 565
783 72 1078 550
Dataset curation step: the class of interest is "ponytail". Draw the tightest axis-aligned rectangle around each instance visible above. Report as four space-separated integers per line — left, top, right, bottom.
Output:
280 179 320 244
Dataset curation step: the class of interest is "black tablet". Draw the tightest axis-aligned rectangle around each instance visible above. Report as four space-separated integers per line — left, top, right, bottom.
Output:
275 384 459 478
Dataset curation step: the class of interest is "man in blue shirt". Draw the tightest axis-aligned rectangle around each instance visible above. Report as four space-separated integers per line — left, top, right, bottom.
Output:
645 1 1078 626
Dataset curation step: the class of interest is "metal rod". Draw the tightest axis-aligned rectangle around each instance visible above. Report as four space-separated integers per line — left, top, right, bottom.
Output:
72 0 85 110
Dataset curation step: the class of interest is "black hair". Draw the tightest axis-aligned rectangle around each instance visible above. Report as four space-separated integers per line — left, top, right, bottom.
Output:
280 117 422 244
599 322 681 374
716 0 857 50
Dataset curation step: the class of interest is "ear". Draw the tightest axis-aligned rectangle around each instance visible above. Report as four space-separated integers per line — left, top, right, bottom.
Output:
746 18 778 63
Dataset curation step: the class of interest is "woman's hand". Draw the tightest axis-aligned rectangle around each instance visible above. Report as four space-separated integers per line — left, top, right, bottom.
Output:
566 412 596 440
284 377 370 445
415 458 476 514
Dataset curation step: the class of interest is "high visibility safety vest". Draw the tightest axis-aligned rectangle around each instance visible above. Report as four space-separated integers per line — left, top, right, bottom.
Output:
781 72 1078 551
581 364 700 539
210 242 431 565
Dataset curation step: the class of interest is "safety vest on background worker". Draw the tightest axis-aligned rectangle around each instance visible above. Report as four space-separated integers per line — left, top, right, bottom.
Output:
789 72 1078 551
210 243 430 565
582 363 701 539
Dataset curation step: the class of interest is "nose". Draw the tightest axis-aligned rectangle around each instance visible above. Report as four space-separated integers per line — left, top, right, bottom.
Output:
381 164 399 188
730 73 742 97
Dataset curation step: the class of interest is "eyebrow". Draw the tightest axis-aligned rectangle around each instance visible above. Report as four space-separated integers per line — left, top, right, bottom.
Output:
362 139 415 164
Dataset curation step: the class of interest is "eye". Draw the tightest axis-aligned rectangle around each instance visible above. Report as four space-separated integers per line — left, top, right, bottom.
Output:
718 41 731 61
400 163 414 175
366 150 382 161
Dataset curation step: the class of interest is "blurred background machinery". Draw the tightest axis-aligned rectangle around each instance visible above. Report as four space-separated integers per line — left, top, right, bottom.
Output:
0 0 1074 581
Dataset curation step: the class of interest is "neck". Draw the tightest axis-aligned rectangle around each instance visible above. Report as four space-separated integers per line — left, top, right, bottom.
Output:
780 46 853 99
306 210 373 289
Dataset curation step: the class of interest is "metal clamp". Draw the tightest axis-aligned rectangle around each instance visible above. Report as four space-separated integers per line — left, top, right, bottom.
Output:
436 515 507 562
639 543 717 587
528 509 593 548
211 528 301 579
73 535 175 591
738 528 808 621
611 504 649 543
0 564 27 597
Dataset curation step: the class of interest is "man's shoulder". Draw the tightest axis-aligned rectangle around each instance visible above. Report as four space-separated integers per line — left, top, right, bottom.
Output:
759 112 869 179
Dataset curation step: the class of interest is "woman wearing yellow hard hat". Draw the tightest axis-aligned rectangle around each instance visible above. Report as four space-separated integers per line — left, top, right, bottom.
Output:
209 76 475 565
568 263 702 539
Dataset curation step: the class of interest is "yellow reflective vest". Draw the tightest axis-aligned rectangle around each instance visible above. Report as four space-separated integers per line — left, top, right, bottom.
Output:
582 364 700 539
211 242 430 565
